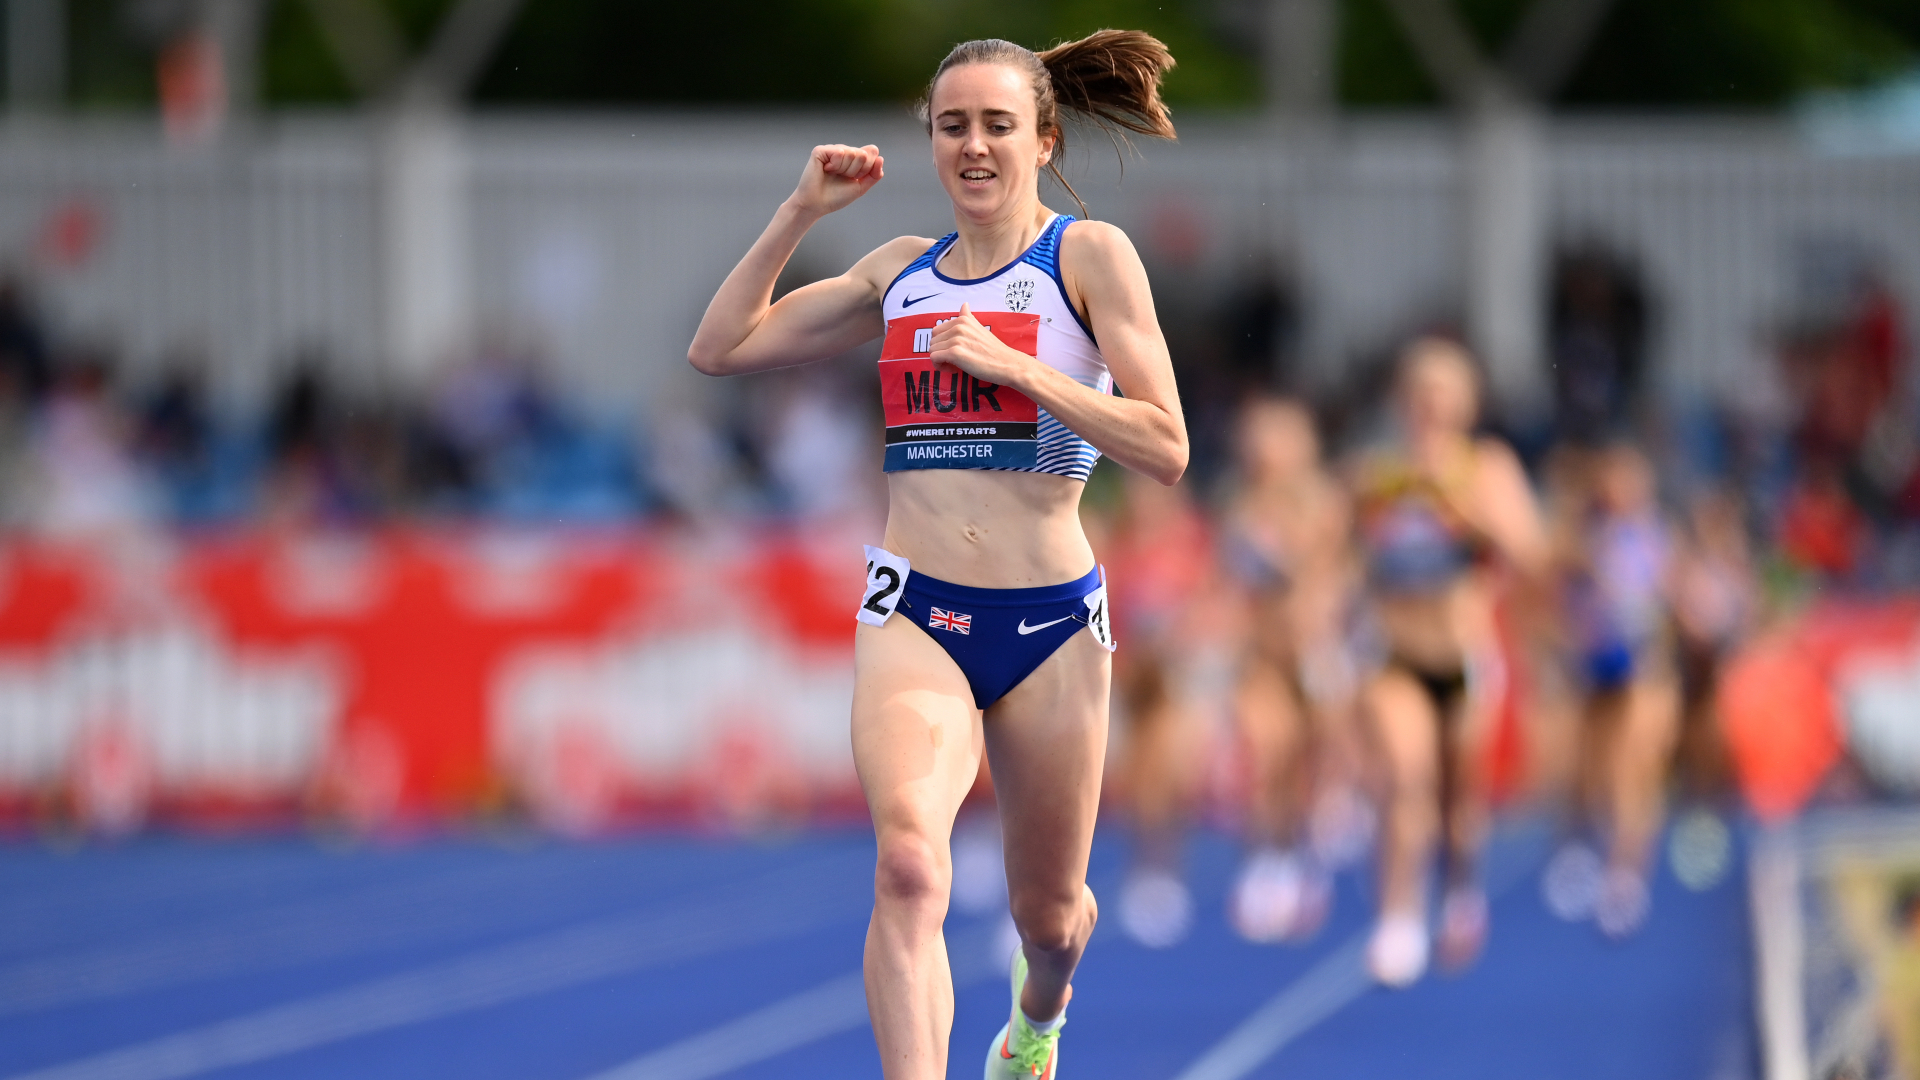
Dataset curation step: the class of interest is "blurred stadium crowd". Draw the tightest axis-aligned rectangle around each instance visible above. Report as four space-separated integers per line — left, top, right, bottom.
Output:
0 234 1913 546
0 272 649 532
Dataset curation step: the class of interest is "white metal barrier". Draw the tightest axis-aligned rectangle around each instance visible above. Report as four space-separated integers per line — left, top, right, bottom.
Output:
0 112 1914 419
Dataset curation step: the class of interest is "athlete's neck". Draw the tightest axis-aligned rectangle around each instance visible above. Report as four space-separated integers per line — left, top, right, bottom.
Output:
942 202 1056 280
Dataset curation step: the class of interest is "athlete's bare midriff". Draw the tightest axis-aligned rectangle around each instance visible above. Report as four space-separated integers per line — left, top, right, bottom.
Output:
1372 578 1497 672
882 469 1095 589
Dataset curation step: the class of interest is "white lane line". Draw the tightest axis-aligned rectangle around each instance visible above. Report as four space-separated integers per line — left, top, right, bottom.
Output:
1 851 871 1080
0 850 725 1015
1749 828 1808 1080
582 973 868 1080
0 853 346 959
1171 828 1550 1080
578 920 1010 1080
1169 938 1371 1080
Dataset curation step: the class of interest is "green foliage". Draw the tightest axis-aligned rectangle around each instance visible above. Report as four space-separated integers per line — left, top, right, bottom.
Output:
65 0 155 106
37 0 1920 112
472 0 1255 107
260 0 356 102
1337 0 1920 107
1566 0 1919 104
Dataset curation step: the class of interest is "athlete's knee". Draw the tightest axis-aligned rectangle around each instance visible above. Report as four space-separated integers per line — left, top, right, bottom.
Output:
1382 750 1438 803
872 831 950 915
1010 886 1088 954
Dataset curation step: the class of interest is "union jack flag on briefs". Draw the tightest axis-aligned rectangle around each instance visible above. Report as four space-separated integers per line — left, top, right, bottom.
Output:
928 607 972 634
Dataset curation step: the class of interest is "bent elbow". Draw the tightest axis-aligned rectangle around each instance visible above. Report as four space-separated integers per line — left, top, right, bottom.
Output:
686 346 729 377
1154 444 1189 487
1157 431 1189 486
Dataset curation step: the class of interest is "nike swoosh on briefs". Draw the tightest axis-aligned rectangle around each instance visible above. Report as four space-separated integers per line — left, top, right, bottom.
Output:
1016 616 1075 635
901 293 940 307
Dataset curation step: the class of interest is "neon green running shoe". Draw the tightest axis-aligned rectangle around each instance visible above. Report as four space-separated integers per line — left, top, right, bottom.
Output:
984 950 1063 1080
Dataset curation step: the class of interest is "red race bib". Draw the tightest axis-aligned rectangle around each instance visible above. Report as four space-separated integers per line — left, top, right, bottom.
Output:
879 311 1040 472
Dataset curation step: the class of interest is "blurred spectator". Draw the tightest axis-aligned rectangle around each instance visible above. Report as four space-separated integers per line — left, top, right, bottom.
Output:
262 360 356 525
1772 242 1915 586
27 349 154 537
648 410 752 523
134 356 260 525
1221 255 1303 395
429 340 644 523
761 377 874 523
0 275 52 405
1547 245 1650 446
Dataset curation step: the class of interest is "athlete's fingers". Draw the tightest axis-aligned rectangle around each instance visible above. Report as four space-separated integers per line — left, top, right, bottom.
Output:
812 144 865 179
828 144 881 179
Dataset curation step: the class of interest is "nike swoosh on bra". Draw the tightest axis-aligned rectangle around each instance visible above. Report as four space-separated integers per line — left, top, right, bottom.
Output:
901 293 940 307
1016 615 1074 635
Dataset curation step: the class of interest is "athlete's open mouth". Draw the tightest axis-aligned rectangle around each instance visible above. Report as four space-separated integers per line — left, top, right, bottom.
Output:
960 169 996 185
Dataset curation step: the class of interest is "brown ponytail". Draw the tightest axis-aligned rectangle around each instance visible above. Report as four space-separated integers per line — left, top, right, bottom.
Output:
918 29 1177 217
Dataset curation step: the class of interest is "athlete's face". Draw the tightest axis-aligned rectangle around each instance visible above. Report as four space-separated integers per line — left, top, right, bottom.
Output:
1398 343 1478 438
1238 402 1316 480
1597 446 1655 514
928 63 1054 220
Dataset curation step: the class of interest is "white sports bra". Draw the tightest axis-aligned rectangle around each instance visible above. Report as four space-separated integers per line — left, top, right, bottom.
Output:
877 215 1111 481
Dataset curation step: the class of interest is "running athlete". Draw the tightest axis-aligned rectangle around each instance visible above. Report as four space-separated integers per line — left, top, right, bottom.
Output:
688 31 1184 1080
1350 338 1547 987
1541 443 1681 939
1222 397 1358 943
1104 469 1215 948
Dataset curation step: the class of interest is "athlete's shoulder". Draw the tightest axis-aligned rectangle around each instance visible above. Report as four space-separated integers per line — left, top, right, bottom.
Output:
1469 437 1526 478
1058 219 1137 260
854 235 942 292
1058 220 1147 297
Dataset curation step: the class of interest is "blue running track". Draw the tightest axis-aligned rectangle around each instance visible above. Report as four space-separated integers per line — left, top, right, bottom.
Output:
0 825 1752 1080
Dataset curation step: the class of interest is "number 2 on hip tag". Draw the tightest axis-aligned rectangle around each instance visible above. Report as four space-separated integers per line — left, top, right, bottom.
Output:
858 545 911 627
1083 581 1115 652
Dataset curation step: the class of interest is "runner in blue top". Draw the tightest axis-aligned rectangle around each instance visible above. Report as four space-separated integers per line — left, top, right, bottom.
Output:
688 31 1185 1080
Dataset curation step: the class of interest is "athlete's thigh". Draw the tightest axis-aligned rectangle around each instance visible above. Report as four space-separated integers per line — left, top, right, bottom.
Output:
853 614 984 838
1366 670 1440 787
985 629 1111 894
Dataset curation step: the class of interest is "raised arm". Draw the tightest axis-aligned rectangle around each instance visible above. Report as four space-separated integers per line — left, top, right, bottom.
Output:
926 220 1189 485
1467 440 1551 582
687 144 927 376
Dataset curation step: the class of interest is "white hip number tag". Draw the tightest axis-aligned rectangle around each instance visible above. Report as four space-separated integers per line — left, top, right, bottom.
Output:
859 545 912 627
1083 566 1115 652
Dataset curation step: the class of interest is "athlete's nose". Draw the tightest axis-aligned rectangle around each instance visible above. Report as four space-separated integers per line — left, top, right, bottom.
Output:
963 122 990 158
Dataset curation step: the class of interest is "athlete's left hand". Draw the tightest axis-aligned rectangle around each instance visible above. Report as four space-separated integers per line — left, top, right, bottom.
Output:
928 304 1031 387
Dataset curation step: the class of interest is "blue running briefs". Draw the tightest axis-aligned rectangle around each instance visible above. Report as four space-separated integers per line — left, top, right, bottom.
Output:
901 566 1106 708
858 546 1112 709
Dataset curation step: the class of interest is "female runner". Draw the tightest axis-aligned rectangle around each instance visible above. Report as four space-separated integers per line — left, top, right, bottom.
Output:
1224 396 1358 943
1350 338 1547 987
1542 443 1681 939
688 31 1184 1080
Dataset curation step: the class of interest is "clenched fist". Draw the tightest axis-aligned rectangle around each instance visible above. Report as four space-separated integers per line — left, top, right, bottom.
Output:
789 144 885 217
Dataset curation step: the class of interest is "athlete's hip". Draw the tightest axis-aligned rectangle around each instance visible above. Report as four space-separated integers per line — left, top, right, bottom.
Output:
857 543 1115 709
880 517 1095 592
